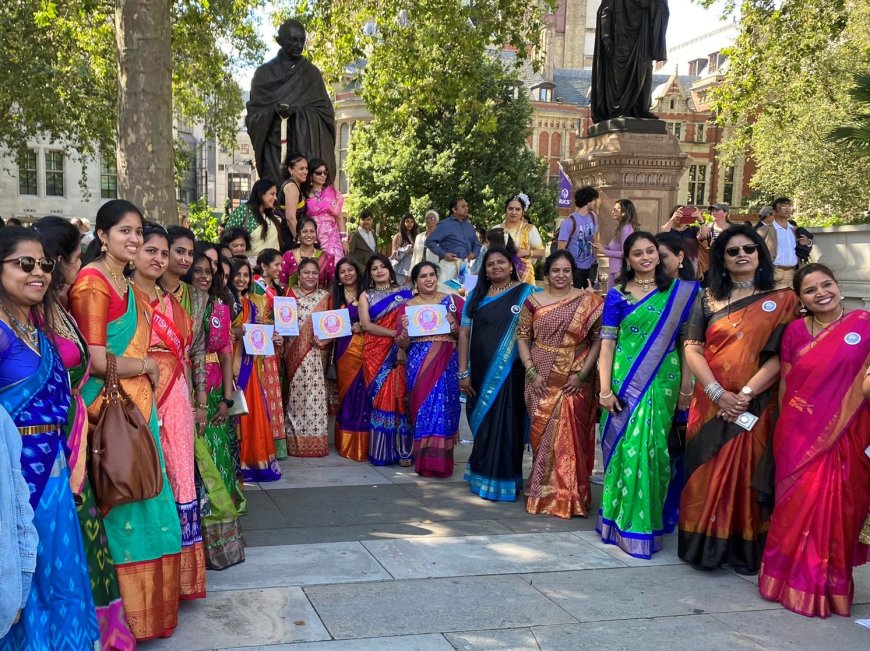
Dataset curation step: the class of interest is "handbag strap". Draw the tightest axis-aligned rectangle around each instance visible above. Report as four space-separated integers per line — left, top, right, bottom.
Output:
105 353 133 402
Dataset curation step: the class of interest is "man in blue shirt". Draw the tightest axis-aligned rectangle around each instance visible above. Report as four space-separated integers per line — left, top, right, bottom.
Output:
556 186 600 289
425 198 481 282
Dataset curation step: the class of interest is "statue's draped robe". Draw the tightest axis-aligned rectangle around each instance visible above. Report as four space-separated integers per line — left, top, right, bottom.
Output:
246 52 337 184
591 0 669 124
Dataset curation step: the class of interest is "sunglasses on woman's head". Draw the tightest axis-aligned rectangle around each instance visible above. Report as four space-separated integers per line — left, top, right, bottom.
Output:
2 256 56 273
725 244 759 257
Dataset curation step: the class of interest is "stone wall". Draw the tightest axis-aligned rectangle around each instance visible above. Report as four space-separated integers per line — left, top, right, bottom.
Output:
808 225 870 309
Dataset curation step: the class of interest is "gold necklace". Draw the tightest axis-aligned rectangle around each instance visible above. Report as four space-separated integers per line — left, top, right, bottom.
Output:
0 300 38 348
811 308 845 339
488 281 515 294
633 277 655 293
343 288 358 305
726 290 756 328
413 293 443 305
102 259 129 295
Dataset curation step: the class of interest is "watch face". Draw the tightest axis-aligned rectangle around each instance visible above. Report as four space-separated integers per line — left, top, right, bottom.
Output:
742 387 752 395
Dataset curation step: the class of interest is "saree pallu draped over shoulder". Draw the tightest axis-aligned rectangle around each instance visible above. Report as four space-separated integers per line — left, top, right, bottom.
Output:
71 270 182 642
464 283 540 501
0 326 100 651
597 280 699 558
149 292 207 601
759 311 870 618
521 291 604 518
364 288 414 466
333 303 370 461
403 294 465 478
679 288 799 572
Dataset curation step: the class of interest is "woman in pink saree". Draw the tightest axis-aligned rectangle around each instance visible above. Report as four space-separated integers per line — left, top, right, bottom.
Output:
759 264 869 618
304 158 346 260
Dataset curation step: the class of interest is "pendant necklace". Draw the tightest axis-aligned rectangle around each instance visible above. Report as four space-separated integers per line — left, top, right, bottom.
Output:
634 277 655 293
488 281 515 294
102 259 129 295
0 301 38 349
810 308 845 340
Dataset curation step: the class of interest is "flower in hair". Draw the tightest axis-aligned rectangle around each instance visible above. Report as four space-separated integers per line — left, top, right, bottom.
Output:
513 192 530 210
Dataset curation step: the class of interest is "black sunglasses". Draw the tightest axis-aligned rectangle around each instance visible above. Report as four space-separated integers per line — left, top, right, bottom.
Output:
725 244 759 257
312 169 328 176
2 256 56 273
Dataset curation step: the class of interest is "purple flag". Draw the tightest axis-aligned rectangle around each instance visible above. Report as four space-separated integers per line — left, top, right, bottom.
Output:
557 166 572 209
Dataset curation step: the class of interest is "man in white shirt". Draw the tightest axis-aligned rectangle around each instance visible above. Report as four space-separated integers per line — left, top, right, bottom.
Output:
757 197 810 289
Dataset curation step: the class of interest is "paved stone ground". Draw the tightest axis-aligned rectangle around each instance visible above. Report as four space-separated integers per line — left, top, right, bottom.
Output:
141 416 870 650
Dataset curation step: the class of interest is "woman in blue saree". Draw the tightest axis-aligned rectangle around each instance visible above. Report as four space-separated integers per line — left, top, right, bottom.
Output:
596 232 698 559
359 255 414 466
458 246 539 501
0 226 99 650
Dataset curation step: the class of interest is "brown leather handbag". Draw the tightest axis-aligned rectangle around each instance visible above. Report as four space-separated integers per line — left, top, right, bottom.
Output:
90 353 163 507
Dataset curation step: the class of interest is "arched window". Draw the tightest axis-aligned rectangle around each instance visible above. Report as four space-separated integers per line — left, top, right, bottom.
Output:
549 132 562 178
538 131 549 157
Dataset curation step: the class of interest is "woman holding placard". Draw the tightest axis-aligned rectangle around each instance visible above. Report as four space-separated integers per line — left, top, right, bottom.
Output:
360 254 414 466
397 261 464 478
285 258 332 457
251 248 289 459
330 257 370 461
458 246 539 500
228 257 282 482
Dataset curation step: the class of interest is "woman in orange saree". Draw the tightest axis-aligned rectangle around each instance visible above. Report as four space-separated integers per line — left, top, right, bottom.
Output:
132 225 206 601
285 258 332 457
71 201 182 641
679 225 798 574
758 264 870 617
229 257 281 482
517 251 603 518
330 258 369 461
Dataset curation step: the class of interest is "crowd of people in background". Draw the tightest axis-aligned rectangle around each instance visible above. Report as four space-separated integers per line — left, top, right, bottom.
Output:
1 151 868 649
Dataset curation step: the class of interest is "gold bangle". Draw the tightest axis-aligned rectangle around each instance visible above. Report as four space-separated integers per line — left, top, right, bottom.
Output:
599 390 614 400
679 390 693 397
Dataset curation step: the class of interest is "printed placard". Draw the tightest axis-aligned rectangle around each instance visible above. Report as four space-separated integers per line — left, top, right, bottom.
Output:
273 296 299 336
312 308 352 340
406 304 450 337
243 324 275 356
463 274 479 293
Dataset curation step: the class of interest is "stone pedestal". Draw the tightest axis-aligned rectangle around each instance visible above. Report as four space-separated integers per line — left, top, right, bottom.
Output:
562 127 688 234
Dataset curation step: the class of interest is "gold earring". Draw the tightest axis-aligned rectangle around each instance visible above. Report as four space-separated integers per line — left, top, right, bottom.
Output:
100 242 108 253
128 261 136 271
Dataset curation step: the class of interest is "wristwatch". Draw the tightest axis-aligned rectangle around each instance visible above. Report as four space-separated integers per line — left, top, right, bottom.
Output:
740 386 753 398
220 397 235 408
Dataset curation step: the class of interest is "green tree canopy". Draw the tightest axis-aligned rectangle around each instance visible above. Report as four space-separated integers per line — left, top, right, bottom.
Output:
280 0 557 237
704 0 870 218
0 1 265 219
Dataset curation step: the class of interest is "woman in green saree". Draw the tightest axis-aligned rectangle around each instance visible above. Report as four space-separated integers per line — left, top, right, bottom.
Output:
597 231 698 559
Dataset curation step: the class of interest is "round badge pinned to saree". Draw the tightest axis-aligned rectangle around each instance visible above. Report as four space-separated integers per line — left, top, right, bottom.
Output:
844 332 861 346
211 316 221 328
449 301 457 313
395 295 404 302
511 305 521 314
762 300 777 312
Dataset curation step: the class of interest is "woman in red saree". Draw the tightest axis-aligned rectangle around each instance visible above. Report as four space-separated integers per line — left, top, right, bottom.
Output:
758 264 870 617
132 225 206 601
679 225 798 574
229 258 282 482
360 255 413 466
517 251 603 518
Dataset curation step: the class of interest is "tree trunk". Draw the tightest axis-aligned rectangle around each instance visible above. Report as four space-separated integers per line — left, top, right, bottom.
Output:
114 0 177 223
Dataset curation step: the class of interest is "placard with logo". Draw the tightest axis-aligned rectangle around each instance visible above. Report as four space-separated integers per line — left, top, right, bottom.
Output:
406 304 450 337
312 308 352 340
243 324 275 356
273 296 300 336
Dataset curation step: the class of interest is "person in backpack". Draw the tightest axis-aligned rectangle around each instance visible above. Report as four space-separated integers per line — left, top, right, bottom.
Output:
556 186 600 289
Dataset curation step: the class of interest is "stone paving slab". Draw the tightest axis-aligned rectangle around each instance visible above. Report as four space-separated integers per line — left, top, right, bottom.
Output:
243 491 292 530
444 628 541 650
531 615 765 650
393 482 532 521
499 515 597 535
569 528 683 566
711 604 870 649
304 575 577 640
206 542 392 591
362 532 626 580
224 633 454 651
244 519 517 547
258 465 394 490
140 587 330 650
269 484 433 527
522 564 779 622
